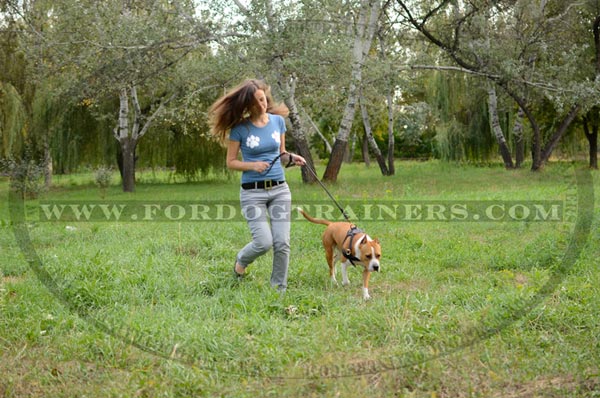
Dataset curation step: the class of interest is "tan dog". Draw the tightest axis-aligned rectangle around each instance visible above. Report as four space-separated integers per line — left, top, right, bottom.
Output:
298 208 381 299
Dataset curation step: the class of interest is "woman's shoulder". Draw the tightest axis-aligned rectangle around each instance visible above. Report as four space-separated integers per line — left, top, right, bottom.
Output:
230 120 250 139
269 113 286 128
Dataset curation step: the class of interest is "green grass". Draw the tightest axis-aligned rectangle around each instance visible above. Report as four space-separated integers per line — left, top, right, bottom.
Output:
1 160 599 397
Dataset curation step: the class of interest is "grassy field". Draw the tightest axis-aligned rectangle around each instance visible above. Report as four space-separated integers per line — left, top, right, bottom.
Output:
1 161 599 397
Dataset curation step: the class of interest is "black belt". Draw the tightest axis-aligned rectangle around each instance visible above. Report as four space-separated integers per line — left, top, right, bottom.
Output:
241 180 285 190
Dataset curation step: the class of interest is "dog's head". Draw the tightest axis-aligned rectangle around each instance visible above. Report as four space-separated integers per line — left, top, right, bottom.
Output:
356 235 381 272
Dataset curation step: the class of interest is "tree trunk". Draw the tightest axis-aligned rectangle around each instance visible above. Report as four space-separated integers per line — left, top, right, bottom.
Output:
274 75 317 183
525 103 543 171
323 0 381 182
583 16 600 170
113 85 173 192
385 90 395 175
540 104 581 165
583 113 599 169
291 133 318 184
301 107 332 154
282 87 317 183
360 94 389 175
323 101 355 180
487 83 514 169
116 142 137 184
325 139 348 180
120 137 136 192
362 132 370 166
347 131 357 163
377 17 395 176
114 87 132 190
588 129 599 170
513 107 525 168
114 87 136 192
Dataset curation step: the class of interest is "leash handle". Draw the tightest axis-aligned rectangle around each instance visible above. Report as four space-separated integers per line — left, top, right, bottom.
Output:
261 152 297 176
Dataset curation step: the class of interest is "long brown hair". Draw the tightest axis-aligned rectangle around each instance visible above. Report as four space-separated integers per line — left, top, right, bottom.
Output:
208 79 289 142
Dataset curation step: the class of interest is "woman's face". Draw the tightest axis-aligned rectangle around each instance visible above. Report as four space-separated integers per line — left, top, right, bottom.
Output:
253 89 268 115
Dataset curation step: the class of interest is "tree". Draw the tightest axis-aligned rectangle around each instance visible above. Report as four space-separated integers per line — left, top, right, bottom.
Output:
376 26 397 175
114 85 176 191
581 3 600 169
359 90 389 174
0 4 30 159
395 0 597 170
583 111 598 169
487 82 514 168
323 0 382 182
0 82 26 159
9 0 221 191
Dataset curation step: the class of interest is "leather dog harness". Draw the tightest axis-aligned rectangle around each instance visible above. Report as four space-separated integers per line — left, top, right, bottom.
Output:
342 225 364 266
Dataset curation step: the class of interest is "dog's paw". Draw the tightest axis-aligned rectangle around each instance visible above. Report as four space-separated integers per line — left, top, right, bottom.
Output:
362 288 371 300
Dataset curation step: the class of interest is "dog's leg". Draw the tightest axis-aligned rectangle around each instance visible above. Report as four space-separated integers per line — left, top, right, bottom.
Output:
362 270 371 300
326 245 338 285
341 261 350 286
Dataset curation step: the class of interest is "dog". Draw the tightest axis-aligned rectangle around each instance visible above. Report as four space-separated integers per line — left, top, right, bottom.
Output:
298 208 381 300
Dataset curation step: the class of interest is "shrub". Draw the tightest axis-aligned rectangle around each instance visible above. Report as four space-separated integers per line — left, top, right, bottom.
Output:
94 166 113 198
1 156 47 199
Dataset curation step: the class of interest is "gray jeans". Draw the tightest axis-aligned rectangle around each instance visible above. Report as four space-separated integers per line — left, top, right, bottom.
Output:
237 183 291 291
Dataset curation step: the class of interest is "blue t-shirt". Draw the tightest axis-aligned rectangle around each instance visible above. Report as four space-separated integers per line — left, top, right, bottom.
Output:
229 113 287 183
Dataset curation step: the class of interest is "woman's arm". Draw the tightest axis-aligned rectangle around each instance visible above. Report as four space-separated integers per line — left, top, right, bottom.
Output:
279 135 306 167
226 140 270 173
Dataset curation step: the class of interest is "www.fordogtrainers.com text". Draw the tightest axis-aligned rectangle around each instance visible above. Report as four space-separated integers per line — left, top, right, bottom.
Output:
34 200 566 223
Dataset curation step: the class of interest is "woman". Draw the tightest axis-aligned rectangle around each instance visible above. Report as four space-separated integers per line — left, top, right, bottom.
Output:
208 79 306 292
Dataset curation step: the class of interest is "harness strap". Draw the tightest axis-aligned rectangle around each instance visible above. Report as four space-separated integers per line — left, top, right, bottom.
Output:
342 225 364 266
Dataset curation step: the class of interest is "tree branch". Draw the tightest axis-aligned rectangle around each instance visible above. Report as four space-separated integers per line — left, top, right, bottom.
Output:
396 0 478 72
137 92 178 139
131 85 141 138
232 0 268 34
299 106 333 154
404 64 575 93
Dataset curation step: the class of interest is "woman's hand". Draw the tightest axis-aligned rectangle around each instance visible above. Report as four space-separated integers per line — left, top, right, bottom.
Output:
282 152 306 168
290 153 306 167
252 161 271 173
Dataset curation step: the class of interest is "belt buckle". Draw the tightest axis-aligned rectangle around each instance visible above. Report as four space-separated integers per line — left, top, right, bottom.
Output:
264 180 273 190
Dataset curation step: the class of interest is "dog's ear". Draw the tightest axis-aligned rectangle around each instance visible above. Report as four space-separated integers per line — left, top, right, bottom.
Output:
373 238 380 244
359 235 367 245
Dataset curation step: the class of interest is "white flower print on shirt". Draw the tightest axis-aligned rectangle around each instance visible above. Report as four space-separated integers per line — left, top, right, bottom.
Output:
247 135 260 149
272 131 281 144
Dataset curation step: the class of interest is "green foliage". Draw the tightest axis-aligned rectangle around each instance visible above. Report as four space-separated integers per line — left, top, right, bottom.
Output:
427 72 496 162
168 127 227 181
0 81 27 158
0 155 46 199
395 102 437 159
94 166 113 198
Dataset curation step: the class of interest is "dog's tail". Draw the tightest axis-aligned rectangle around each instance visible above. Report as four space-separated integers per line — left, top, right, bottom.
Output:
297 208 331 226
